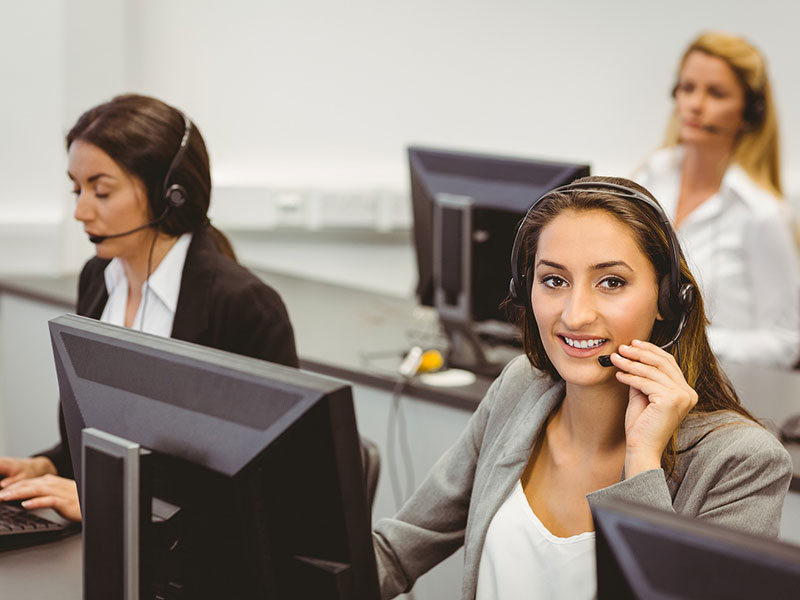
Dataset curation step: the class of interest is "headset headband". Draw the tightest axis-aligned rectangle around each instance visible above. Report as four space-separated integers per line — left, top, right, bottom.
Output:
509 181 683 309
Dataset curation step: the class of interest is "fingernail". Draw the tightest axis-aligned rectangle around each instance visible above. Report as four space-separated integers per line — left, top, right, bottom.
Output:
20 500 29 508
619 344 629 351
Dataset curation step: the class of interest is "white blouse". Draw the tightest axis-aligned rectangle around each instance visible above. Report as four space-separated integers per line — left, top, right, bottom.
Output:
635 147 800 367
100 233 192 336
475 481 596 600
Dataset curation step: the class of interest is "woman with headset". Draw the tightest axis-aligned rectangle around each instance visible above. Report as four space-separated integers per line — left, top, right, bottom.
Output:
0 94 298 521
635 31 799 367
373 177 791 600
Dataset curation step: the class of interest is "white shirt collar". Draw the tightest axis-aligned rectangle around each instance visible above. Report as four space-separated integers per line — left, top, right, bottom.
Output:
103 232 193 314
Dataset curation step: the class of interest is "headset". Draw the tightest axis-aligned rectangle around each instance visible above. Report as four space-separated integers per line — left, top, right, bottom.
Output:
508 181 696 367
670 82 766 131
88 110 193 244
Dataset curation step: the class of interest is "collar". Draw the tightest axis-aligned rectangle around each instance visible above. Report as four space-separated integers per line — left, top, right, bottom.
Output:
103 232 193 313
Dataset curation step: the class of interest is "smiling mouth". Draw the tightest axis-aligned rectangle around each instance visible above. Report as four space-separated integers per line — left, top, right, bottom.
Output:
559 335 608 350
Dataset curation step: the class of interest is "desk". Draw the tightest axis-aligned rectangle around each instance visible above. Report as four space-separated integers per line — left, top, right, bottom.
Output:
0 533 81 598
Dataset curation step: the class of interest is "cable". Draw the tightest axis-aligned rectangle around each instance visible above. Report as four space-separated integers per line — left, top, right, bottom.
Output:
138 227 159 332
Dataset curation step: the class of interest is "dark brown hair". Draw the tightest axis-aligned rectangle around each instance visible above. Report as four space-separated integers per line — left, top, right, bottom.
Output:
66 93 236 260
508 175 757 472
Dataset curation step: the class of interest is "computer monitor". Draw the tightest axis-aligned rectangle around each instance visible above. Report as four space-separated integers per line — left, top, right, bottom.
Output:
592 498 800 599
409 146 590 375
50 314 380 600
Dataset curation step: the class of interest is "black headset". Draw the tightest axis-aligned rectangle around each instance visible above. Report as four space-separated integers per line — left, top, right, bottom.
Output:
158 110 193 215
86 111 193 245
508 181 696 365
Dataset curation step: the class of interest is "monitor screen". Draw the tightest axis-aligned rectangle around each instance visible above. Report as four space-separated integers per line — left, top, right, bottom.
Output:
50 314 379 600
592 498 800 599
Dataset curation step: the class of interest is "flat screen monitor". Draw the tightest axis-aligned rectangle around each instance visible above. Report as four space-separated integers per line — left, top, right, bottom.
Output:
409 146 589 374
50 314 379 600
592 498 800 599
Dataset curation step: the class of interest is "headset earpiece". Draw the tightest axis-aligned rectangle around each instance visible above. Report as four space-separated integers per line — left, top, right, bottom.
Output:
164 184 187 209
744 89 766 128
156 111 193 219
657 274 677 321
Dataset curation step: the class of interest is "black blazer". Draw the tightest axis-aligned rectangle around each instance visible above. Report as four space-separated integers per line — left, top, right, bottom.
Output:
41 227 299 477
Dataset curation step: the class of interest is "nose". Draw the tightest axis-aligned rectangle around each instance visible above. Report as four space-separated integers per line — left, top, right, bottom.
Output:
561 284 598 330
683 88 705 114
73 191 94 223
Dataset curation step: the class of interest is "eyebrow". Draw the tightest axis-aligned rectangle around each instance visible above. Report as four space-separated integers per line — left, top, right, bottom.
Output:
66 172 116 183
536 259 633 271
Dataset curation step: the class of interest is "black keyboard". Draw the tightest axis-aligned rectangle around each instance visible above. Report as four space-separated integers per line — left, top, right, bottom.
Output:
0 502 69 549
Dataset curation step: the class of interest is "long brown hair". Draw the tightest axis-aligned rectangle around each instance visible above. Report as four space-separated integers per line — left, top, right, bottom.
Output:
508 175 758 472
66 94 237 260
663 31 781 197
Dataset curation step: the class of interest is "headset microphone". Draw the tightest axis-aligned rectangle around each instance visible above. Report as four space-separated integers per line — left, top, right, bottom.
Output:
597 310 691 367
700 123 736 135
88 213 170 244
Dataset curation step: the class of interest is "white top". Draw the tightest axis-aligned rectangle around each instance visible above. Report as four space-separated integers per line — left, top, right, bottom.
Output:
635 147 800 367
100 233 193 335
475 480 596 600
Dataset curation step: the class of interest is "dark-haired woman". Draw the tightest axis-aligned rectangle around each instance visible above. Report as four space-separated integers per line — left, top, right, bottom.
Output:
635 31 799 367
373 177 791 600
0 94 298 521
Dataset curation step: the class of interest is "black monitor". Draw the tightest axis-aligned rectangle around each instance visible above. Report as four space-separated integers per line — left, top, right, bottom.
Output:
592 498 800 599
49 314 380 600
409 146 590 375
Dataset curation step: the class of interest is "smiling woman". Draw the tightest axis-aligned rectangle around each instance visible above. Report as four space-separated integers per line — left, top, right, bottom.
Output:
371 176 792 600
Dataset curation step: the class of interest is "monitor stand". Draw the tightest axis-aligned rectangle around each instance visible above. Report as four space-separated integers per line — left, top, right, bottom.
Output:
440 317 508 378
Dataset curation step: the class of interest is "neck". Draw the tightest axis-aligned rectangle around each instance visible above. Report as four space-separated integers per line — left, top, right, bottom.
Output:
554 379 628 454
121 231 180 295
681 143 734 192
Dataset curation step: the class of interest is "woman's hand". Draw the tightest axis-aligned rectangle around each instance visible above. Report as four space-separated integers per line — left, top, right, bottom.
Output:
0 474 81 522
610 339 698 478
0 456 57 487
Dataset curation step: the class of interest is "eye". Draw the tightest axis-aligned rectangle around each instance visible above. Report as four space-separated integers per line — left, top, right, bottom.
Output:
541 275 568 289
71 187 80 197
708 87 728 99
95 192 110 199
677 81 694 94
599 276 626 290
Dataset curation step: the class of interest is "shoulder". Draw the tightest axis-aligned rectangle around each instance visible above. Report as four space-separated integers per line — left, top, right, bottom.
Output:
635 146 682 183
186 232 290 317
679 410 791 472
479 355 562 425
489 355 555 403
722 164 784 220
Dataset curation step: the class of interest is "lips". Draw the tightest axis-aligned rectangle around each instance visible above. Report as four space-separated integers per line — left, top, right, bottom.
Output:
558 334 609 357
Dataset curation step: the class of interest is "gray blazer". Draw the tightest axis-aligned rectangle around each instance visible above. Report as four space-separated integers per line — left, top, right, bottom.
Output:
373 355 793 600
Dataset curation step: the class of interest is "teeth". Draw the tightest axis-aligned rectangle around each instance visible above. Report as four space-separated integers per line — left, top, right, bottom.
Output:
562 336 605 349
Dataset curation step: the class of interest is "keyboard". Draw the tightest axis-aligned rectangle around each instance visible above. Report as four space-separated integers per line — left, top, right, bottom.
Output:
0 502 71 549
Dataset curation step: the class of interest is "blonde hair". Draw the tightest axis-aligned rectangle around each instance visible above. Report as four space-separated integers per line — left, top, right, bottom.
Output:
663 31 782 197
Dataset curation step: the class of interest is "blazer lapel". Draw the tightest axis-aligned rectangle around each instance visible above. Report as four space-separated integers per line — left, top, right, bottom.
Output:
171 230 215 344
464 379 565 578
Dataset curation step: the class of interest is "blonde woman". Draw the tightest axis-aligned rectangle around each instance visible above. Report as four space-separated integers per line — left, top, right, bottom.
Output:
635 31 799 367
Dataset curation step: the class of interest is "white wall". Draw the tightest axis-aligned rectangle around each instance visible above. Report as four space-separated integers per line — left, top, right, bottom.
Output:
2 0 800 293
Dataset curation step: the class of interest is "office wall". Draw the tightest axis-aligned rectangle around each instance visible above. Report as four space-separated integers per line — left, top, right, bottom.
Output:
2 1 799 295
